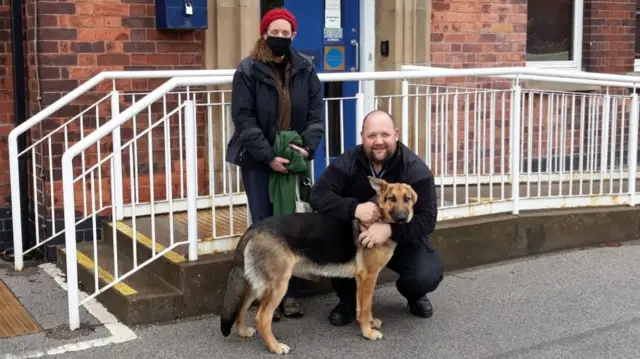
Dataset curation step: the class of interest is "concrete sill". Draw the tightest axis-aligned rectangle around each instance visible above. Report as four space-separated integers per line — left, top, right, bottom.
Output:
522 79 602 93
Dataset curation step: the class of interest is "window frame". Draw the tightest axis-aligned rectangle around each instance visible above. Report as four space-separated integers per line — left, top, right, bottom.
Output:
525 0 584 71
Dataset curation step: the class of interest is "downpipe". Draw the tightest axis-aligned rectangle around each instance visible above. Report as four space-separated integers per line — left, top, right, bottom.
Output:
4 0 34 265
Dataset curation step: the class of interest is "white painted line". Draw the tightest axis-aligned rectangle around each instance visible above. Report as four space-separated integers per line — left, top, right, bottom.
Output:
2 263 138 359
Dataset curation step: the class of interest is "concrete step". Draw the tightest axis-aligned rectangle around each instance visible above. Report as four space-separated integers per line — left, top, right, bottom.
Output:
103 221 189 292
57 241 183 326
117 207 249 257
100 219 240 322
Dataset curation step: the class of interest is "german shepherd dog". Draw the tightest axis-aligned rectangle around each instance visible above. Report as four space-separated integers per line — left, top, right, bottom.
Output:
219 177 417 354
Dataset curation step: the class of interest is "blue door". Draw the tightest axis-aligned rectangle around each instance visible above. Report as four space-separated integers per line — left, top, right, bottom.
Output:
281 0 361 182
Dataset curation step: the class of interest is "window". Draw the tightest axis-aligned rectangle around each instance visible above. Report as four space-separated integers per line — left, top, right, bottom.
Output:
261 0 284 17
526 0 583 70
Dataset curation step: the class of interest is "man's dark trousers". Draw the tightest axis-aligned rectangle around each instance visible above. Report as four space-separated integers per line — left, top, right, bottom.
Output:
330 237 444 306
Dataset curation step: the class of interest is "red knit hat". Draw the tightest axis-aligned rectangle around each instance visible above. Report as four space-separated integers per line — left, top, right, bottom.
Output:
260 8 297 35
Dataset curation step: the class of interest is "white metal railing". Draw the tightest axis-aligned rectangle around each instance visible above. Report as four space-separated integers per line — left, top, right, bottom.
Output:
402 65 640 215
10 66 640 330
13 66 640 272
8 70 235 271
403 84 637 216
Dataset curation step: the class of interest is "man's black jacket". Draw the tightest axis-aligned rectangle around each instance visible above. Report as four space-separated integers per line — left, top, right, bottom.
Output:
309 142 438 244
225 47 324 171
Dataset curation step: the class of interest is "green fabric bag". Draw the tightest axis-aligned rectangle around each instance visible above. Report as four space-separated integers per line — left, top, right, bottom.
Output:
268 131 311 216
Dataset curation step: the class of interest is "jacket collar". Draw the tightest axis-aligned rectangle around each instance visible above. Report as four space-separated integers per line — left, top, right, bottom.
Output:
356 142 404 178
253 47 311 79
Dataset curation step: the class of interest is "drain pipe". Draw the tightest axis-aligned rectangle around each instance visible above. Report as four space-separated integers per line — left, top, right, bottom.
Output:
10 0 33 257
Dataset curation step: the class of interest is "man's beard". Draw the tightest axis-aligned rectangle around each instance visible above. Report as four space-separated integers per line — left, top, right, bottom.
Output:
365 146 394 164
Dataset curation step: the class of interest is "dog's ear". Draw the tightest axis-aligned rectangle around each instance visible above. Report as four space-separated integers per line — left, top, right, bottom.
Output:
407 184 418 204
368 176 387 194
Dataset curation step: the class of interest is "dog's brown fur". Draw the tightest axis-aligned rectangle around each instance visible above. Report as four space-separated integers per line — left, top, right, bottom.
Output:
352 177 417 341
219 177 417 354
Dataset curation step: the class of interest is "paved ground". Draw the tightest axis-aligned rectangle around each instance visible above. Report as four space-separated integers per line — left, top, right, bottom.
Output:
2 243 640 359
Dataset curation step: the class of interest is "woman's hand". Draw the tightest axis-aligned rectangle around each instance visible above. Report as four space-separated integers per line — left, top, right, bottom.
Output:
269 157 290 173
289 144 309 158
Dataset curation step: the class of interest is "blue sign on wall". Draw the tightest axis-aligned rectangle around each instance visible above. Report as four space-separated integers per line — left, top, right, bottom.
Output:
324 45 345 71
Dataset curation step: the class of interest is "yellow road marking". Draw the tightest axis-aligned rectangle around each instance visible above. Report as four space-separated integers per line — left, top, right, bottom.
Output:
61 248 138 296
114 222 186 263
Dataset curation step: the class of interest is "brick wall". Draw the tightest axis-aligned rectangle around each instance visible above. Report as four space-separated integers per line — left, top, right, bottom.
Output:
24 0 209 251
582 0 636 74
31 0 204 97
430 0 527 83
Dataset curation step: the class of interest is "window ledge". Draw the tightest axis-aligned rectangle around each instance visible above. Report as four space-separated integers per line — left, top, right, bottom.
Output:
522 79 602 93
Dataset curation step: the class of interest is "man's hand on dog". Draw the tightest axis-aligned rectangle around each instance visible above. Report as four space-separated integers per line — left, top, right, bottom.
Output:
355 202 381 223
358 222 391 248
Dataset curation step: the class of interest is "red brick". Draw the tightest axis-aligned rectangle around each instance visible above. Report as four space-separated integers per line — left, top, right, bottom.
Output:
78 54 97 66
583 0 635 73
105 41 124 53
94 4 130 16
61 15 105 28
97 53 130 66
37 2 75 14
69 67 101 80
146 54 179 65
130 4 146 16
92 29 129 42
76 3 94 15
104 16 123 27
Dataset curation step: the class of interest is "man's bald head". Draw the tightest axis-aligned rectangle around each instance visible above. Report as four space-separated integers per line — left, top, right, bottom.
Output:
360 109 399 165
361 109 397 133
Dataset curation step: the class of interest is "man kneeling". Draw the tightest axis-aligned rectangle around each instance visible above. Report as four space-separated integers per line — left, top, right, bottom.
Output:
309 109 444 325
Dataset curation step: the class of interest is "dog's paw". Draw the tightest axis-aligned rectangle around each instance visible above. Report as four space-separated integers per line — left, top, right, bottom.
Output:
370 318 382 329
237 327 255 338
363 329 384 341
270 342 291 354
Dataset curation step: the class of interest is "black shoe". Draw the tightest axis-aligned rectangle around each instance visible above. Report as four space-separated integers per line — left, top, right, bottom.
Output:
272 306 282 322
328 301 356 326
282 297 304 318
408 296 433 318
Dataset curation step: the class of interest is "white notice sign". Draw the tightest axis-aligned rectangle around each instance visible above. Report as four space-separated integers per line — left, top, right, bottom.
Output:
324 0 341 28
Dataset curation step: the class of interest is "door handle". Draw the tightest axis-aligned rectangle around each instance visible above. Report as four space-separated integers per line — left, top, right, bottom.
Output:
350 39 359 72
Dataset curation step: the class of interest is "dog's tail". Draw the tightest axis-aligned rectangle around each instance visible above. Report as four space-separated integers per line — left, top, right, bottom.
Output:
220 262 248 337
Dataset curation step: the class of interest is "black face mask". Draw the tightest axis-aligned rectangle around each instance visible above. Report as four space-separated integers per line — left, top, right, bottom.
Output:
266 36 291 57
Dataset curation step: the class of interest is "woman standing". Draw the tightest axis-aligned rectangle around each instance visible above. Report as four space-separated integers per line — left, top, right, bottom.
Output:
225 8 325 320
